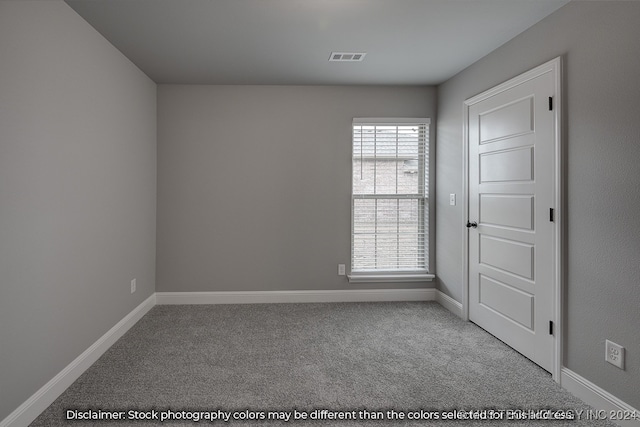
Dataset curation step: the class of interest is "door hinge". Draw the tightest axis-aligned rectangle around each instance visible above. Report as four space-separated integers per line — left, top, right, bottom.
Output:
548 96 553 111
549 321 554 335
549 208 554 222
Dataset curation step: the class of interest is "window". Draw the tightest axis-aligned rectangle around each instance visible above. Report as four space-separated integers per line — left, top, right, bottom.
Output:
349 118 432 282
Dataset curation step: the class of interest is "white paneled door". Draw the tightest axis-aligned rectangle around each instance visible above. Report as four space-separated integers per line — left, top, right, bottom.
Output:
466 59 560 373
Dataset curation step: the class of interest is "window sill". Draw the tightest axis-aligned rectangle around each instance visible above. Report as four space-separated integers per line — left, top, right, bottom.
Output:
347 273 435 284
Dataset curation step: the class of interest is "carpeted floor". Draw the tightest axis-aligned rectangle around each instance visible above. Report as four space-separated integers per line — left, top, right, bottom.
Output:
30 302 616 426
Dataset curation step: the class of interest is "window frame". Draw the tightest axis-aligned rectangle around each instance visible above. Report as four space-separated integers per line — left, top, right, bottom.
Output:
348 118 435 283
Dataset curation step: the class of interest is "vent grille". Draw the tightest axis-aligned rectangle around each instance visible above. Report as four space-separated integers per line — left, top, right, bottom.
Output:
329 52 367 62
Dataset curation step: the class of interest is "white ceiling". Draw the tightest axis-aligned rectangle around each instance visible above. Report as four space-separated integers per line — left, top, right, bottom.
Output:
65 0 569 85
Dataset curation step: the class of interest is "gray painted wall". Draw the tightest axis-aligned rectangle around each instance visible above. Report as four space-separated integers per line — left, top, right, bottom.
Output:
3 0 637 419
0 1 156 420
436 1 640 409
157 85 436 292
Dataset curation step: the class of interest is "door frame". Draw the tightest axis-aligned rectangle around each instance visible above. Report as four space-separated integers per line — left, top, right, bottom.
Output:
461 57 563 381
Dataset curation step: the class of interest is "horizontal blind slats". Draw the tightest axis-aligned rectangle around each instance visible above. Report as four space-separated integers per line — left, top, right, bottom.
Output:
351 121 429 272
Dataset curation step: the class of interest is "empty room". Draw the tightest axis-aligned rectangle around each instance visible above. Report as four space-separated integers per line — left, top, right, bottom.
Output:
1 0 638 426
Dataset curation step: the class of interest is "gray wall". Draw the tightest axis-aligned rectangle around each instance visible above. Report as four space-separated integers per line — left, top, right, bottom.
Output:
436 1 640 409
157 85 435 292
0 0 156 420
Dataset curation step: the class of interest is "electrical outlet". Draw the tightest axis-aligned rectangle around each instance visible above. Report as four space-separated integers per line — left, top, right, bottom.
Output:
605 339 625 369
449 193 456 206
338 264 346 276
130 279 136 294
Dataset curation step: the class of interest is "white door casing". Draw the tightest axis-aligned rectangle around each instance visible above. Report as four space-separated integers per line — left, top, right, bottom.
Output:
463 58 562 379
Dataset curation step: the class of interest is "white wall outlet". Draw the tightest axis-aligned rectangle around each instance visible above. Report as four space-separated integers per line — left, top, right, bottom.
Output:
449 193 456 206
605 339 625 369
338 264 346 276
130 278 136 294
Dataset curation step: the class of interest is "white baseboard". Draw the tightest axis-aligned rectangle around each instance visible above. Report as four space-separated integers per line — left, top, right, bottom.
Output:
435 289 463 318
156 288 436 305
561 368 640 427
11 291 638 427
0 294 156 427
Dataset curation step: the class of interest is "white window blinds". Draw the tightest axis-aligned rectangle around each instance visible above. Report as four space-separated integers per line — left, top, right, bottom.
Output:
351 118 430 273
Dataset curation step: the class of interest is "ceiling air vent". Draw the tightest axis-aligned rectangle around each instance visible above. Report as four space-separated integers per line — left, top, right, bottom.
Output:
329 52 367 62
